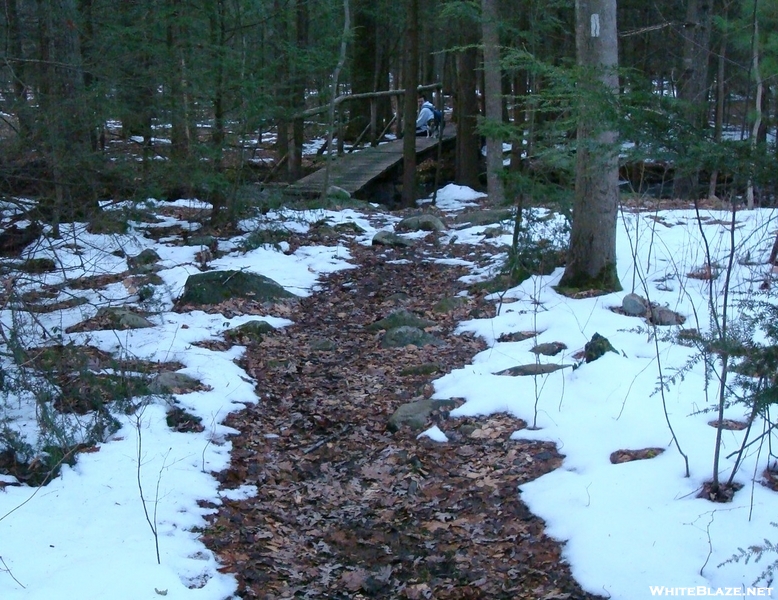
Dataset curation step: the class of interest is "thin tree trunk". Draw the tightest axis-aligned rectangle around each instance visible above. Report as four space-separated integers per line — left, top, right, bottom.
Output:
481 0 504 204
746 6 762 209
400 0 419 207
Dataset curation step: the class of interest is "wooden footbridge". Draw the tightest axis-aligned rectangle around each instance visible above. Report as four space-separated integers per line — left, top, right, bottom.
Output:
286 129 454 198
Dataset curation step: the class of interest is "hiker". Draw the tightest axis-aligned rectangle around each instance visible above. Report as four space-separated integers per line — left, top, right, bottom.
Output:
415 94 436 136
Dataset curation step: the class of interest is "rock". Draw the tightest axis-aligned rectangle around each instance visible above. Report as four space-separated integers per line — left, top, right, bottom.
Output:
453 208 513 227
650 306 685 326
371 231 413 247
433 296 468 313
387 398 459 432
367 309 435 331
396 214 446 233
310 337 337 351
96 307 155 329
225 320 275 344
184 235 217 249
327 186 351 201
380 326 443 348
584 333 617 363
149 371 201 395
530 342 567 356
178 270 295 305
400 363 441 376
127 249 161 272
622 293 649 316
495 363 572 376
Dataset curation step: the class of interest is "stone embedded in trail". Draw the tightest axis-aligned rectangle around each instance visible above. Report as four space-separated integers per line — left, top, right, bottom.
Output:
367 309 435 332
371 231 413 247
621 293 649 316
495 363 572 376
530 342 567 356
380 326 443 348
225 320 275 344
396 214 446 233
387 398 459 432
178 270 295 306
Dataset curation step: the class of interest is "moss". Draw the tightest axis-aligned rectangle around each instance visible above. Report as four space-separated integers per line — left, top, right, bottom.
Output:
555 262 622 296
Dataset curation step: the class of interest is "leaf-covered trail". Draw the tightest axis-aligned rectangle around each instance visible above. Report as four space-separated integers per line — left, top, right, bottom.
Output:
203 220 604 599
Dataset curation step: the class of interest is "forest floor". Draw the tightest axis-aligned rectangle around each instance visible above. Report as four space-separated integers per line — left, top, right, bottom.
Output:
201 206 605 600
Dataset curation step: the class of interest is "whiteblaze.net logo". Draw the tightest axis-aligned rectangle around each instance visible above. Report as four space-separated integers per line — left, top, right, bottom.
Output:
648 587 774 597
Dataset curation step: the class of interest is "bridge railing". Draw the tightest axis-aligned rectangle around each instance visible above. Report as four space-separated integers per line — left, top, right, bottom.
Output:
293 83 443 155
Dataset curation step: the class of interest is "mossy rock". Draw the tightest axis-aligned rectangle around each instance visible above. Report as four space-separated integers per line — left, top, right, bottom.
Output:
334 221 366 234
381 326 443 348
179 270 295 305
367 309 435 332
584 333 618 363
225 320 275 344
400 362 442 376
433 296 468 313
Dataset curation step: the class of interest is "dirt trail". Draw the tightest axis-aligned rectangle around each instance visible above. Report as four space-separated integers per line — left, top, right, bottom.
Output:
202 219 604 599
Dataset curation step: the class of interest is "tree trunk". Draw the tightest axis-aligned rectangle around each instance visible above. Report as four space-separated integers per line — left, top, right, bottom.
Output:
455 45 480 188
558 0 621 292
672 0 712 200
481 0 504 204
400 0 419 207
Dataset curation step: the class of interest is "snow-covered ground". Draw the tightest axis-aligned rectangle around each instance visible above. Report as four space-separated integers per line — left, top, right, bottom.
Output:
0 186 777 599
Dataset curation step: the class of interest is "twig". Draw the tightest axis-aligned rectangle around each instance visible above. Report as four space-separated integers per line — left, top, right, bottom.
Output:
0 555 24 588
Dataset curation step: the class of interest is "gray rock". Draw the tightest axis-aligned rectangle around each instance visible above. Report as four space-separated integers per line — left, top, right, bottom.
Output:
530 342 567 356
225 320 275 344
327 186 351 201
495 363 572 376
651 306 685 326
387 398 459 432
396 214 446 233
372 231 413 247
96 307 155 329
622 293 649 316
149 371 201 395
184 235 217 248
367 309 435 332
127 249 161 272
380 326 443 348
178 270 295 305
454 209 513 227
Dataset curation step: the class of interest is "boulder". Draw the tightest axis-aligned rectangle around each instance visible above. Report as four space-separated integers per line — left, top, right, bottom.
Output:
372 231 413 247
225 320 275 344
396 214 446 233
622 293 649 316
96 307 155 329
127 249 161 273
178 270 295 305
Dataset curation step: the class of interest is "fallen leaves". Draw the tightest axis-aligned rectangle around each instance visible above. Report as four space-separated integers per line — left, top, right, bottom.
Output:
201 215 603 599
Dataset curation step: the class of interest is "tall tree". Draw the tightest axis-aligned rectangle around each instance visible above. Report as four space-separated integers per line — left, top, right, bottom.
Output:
558 0 621 292
400 0 419 207
481 0 505 203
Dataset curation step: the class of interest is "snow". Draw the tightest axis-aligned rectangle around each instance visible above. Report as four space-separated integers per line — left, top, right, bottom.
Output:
1 189 778 599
